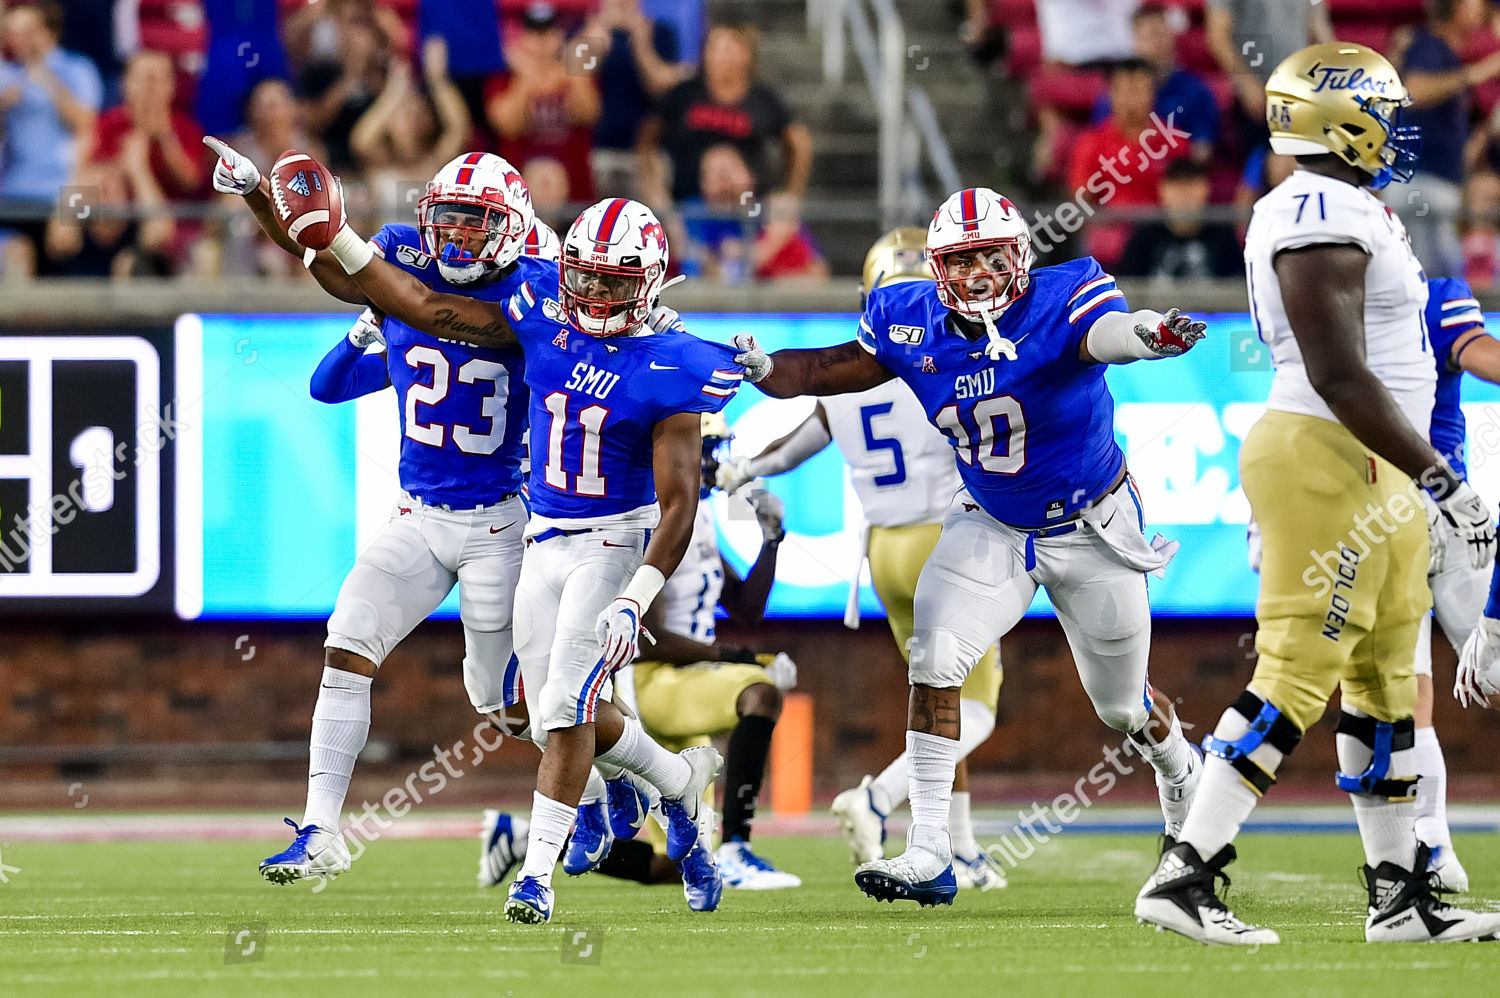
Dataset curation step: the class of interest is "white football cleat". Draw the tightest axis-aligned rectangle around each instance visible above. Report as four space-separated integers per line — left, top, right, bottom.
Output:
953 848 1008 891
715 838 802 890
259 818 352 885
478 809 528 888
1157 744 1201 839
830 775 887 866
1365 847 1499 943
855 840 957 907
1135 839 1280 946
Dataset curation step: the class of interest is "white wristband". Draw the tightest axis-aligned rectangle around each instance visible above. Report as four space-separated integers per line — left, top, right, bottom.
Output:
1085 309 1164 363
327 225 374 275
302 246 317 269
620 565 666 614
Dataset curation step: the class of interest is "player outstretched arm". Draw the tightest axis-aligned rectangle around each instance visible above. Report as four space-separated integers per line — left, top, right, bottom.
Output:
204 136 367 305
716 406 832 494
1277 243 1494 564
1078 307 1207 364
1447 325 1500 382
309 308 393 403
733 338 894 398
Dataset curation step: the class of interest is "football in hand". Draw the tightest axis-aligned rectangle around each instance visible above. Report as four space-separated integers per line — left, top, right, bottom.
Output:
269 151 342 251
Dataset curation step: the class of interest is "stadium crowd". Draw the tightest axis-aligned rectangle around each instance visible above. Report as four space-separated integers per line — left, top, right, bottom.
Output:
6 0 1500 287
0 0 825 282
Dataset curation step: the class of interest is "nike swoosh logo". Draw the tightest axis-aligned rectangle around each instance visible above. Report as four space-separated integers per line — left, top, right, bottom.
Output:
489 523 515 534
649 362 679 370
1102 512 1116 529
601 541 631 548
583 837 608 864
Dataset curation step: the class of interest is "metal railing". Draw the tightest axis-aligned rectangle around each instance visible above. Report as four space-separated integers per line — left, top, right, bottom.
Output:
815 0 963 228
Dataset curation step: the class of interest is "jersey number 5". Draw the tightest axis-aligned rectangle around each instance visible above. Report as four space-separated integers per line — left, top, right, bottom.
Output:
404 345 510 454
859 402 907 487
935 395 1026 474
542 391 608 496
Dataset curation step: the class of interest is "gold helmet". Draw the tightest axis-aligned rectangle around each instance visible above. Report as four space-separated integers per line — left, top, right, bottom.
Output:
701 412 731 442
1264 42 1420 190
861 226 932 304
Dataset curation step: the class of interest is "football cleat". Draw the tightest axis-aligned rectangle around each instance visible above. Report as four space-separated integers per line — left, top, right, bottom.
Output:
1427 844 1470 894
605 775 652 840
953 849 1008 891
504 874 553 924
678 840 724 912
478 809 528 888
1364 845 1500 942
562 798 614 876
1157 743 1202 840
1134 838 1280 945
831 775 887 866
715 838 802 890
659 746 722 862
259 817 351 885
855 844 957 907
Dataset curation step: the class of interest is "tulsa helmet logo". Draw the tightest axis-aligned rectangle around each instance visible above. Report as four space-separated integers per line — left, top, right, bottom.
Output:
1307 64 1390 95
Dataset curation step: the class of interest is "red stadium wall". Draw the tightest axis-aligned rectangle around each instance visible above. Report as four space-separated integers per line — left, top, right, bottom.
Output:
5 617 1498 811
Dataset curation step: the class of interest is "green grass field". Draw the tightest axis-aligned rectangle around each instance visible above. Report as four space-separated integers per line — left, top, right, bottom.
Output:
3 828 1499 997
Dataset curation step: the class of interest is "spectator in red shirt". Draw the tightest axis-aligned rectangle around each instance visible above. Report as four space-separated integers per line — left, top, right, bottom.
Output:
1067 57 1187 267
484 2 601 208
91 50 206 201
637 20 812 215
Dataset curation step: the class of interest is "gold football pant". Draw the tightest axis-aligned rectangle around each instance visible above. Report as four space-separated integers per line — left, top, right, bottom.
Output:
868 521 1003 707
1241 410 1429 730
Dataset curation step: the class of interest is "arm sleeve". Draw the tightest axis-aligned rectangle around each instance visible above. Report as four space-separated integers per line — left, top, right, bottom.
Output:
309 338 391 403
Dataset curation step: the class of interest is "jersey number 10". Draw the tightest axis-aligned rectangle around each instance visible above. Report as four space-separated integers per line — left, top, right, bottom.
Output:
934 395 1026 473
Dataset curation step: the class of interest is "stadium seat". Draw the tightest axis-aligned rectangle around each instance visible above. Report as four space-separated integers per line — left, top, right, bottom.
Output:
1029 66 1108 117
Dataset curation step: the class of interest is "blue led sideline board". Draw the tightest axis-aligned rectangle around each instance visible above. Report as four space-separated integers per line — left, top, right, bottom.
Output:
173 312 1500 620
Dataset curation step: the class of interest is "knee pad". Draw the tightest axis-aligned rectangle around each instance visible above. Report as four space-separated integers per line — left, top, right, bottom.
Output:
1335 709 1418 800
1095 698 1150 735
1203 689 1304 795
464 651 523 715
327 596 382 648
908 628 983 688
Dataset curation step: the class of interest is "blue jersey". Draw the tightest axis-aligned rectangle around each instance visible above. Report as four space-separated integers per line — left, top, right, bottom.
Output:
365 224 536 506
503 278 742 520
1425 276 1486 481
858 257 1129 529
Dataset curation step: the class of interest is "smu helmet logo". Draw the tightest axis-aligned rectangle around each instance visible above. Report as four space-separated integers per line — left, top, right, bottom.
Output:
641 221 666 252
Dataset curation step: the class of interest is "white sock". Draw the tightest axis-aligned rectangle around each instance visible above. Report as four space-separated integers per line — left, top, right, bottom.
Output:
595 717 690 798
302 666 372 830
907 731 958 858
517 791 576 884
1130 713 1194 784
872 701 994 818
1412 727 1452 849
580 767 608 805
949 791 979 858
1177 755 1258 858
869 753 907 815
1338 711 1418 869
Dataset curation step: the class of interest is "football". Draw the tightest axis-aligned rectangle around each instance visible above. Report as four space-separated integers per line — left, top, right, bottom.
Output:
269 150 341 251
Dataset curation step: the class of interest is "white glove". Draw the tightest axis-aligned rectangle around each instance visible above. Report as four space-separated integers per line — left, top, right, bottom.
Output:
766 652 798 693
715 456 754 494
1133 307 1206 357
595 597 653 672
1420 489 1445 575
746 486 785 542
646 304 685 334
1456 617 1500 709
203 135 261 196
732 332 773 383
348 308 386 350
1435 480 1497 570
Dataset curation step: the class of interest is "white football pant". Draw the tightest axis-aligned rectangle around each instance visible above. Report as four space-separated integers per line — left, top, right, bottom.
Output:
325 492 525 713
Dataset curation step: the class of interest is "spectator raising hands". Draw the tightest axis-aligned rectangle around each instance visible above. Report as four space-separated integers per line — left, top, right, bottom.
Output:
485 2 601 206
92 50 205 201
350 37 471 182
